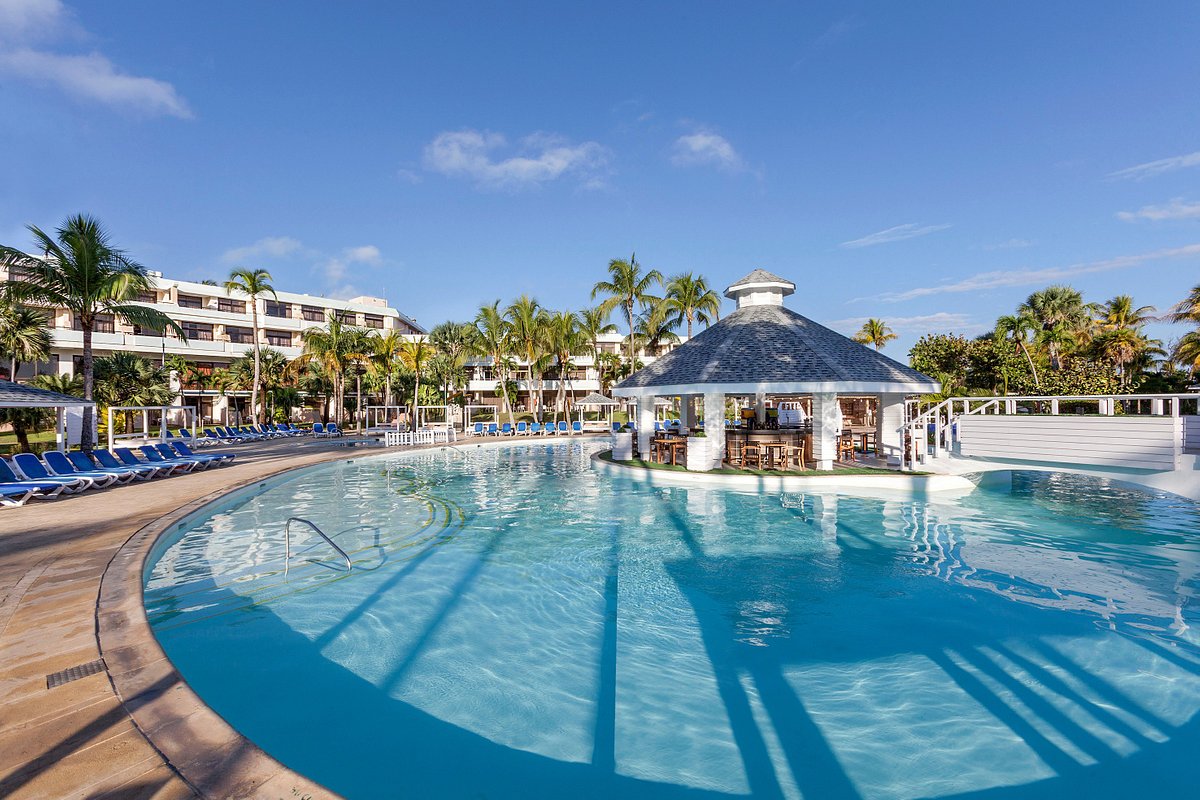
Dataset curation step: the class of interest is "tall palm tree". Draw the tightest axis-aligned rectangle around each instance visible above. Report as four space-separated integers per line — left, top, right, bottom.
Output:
627 308 680 357
1019 285 1092 369
851 318 898 351
506 295 549 420
1172 330 1200 378
0 303 51 381
371 330 406 407
0 215 184 449
591 253 663 369
660 272 721 339
1094 328 1154 387
994 313 1041 389
298 312 357 426
473 301 516 428
1167 284 1200 325
546 310 586 422
223 268 276 424
428 321 476 403
1097 295 1155 332
93 352 174 433
398 339 433 429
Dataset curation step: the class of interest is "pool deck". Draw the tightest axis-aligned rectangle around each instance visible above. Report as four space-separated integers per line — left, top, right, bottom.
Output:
0 438 371 799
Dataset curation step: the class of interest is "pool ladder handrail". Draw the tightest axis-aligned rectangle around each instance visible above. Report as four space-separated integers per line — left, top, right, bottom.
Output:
284 517 353 573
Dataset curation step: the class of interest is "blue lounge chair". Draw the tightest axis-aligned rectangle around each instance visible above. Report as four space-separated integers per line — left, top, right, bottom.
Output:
62 450 146 483
0 459 66 502
171 441 234 465
46 450 134 485
516 422 528 435
612 422 622 432
572 420 583 433
312 422 327 437
11 453 95 492
557 421 569 434
116 447 192 475
530 422 543 435
146 444 209 471
500 423 513 436
93 448 165 479
473 422 485 436
485 423 498 436
326 423 344 437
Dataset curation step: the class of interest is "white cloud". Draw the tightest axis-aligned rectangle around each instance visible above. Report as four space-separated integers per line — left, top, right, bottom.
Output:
871 243 1200 302
840 223 952 249
319 245 385 298
0 1 191 118
1116 198 1200 222
423 129 608 189
670 131 744 171
220 236 303 264
1107 150 1200 181
829 312 983 335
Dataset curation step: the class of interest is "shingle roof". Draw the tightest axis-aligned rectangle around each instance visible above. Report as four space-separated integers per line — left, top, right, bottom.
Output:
0 380 93 407
613 304 938 394
726 268 792 290
576 392 619 406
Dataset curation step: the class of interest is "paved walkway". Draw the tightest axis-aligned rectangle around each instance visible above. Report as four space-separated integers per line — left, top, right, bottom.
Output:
0 439 358 799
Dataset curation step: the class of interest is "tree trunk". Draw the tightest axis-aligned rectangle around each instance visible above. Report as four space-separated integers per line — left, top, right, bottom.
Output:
12 416 31 453
356 372 363 433
626 300 635 368
1019 342 1041 388
412 372 421 430
251 302 262 424
81 322 95 451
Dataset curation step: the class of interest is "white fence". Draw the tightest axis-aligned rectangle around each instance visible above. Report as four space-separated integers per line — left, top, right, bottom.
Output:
1185 415 1200 452
384 425 457 447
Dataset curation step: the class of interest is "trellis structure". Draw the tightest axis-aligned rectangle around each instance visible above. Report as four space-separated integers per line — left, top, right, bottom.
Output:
106 404 198 452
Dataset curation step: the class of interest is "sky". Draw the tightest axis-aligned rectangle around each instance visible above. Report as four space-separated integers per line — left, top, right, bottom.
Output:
1 0 1198 356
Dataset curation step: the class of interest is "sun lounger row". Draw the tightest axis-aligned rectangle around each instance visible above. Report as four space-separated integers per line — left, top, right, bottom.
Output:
311 423 344 437
0 442 235 507
470 421 585 436
174 424 307 446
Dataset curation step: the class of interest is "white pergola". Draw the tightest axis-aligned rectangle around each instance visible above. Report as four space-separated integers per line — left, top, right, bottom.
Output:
612 270 941 471
0 380 96 452
575 392 619 431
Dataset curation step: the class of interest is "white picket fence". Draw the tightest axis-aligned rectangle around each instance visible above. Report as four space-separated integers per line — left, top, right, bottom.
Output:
384 425 457 447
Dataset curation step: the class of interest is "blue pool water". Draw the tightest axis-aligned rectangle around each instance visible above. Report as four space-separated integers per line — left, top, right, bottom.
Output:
145 441 1200 799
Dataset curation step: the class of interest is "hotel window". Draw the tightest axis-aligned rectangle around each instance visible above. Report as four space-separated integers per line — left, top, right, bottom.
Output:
181 321 213 341
132 324 162 336
301 305 325 322
363 314 384 329
334 310 356 325
177 293 204 309
218 298 246 314
226 326 254 344
265 300 291 318
74 313 115 333
265 330 292 347
136 290 157 303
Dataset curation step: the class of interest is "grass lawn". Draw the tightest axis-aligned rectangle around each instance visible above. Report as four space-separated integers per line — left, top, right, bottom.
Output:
0 429 60 454
597 450 915 476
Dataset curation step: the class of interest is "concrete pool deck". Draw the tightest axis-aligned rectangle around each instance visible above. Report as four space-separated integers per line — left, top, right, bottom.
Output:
0 438 363 799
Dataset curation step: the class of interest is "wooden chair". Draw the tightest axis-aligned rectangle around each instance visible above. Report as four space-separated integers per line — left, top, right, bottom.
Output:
742 443 763 469
726 438 742 467
784 441 806 470
838 434 857 462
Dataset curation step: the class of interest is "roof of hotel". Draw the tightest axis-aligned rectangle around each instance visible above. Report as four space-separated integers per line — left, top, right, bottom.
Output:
0 380 94 407
612 303 939 396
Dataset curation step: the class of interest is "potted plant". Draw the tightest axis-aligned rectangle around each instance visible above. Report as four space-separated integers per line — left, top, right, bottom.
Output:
686 429 711 471
612 424 634 460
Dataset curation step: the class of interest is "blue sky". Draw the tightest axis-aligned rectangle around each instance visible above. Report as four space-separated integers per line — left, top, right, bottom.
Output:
1 0 1198 355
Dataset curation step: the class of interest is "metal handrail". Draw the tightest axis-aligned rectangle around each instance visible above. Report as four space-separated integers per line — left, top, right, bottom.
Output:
285 517 352 573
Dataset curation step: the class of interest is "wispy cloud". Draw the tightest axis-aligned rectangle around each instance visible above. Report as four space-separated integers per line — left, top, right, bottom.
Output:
1116 198 1200 222
828 312 984 335
870 243 1200 302
1107 150 1200 181
841 223 951 249
221 236 304 264
982 238 1035 251
793 16 862 68
423 129 609 190
319 245 386 299
0 1 192 118
670 130 744 172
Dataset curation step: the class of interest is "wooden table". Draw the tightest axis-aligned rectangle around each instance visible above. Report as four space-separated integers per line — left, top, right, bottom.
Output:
655 437 687 465
761 442 788 470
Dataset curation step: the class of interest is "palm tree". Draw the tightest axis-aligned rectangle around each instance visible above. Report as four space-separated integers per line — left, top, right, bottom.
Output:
298 312 357 426
31 372 82 396
506 295 548 420
398 339 433 429
428 321 475 403
93 352 174 433
591 253 663 369
545 310 586 422
660 272 721 339
851 318 898 351
1167 284 1200 325
0 215 184 449
1172 331 1200 378
371 330 406 407
994 313 1041 389
627 308 680 357
473 301 516 428
1097 295 1156 332
0 303 50 381
1019 285 1092 369
223 268 276 424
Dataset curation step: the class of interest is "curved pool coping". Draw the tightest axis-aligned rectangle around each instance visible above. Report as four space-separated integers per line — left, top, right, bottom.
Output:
97 436 972 797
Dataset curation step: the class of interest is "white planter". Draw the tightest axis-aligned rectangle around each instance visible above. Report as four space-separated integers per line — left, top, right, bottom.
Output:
686 436 712 471
611 431 634 461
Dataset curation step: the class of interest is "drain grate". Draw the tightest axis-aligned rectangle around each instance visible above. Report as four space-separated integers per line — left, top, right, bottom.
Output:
46 658 106 689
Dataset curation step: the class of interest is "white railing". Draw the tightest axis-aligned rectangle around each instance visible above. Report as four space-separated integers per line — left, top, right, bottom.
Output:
901 392 1200 471
384 425 457 448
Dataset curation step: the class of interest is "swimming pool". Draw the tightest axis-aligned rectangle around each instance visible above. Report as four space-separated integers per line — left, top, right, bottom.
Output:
145 441 1200 799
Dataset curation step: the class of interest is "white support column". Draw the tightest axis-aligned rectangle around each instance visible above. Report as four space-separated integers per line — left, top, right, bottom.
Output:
1151 398 1164 416
812 392 839 471
637 397 656 459
703 391 726 470
876 393 906 465
1050 399 1059 415
680 395 696 430
755 392 766 426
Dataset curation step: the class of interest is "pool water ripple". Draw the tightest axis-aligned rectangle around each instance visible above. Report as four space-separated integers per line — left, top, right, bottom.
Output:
145 441 1200 799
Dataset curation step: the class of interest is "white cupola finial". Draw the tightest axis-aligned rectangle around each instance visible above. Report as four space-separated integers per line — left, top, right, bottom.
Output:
723 269 796 309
